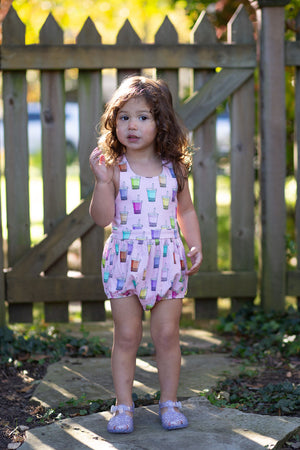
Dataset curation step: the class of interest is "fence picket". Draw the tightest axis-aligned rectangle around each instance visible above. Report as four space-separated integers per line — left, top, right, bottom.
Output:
155 17 179 108
1 3 294 323
77 17 106 321
191 12 218 319
259 7 286 311
229 5 256 311
2 7 32 323
40 14 69 322
294 12 300 311
116 20 141 85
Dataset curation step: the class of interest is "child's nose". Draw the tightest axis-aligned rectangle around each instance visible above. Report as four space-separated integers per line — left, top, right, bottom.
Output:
128 118 138 129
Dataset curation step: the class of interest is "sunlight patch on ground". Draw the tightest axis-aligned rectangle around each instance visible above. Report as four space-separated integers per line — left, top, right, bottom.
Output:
233 428 277 448
136 358 157 373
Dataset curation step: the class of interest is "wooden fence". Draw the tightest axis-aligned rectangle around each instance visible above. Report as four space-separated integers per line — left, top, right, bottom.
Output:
0 2 298 324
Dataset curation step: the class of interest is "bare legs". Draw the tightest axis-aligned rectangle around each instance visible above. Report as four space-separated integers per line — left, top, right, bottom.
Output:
110 296 183 412
110 295 143 408
150 299 183 412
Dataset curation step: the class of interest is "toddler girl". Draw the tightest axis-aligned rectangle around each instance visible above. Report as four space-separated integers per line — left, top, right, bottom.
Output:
89 76 202 433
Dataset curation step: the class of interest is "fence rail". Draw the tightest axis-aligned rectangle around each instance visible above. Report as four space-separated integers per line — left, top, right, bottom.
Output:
0 3 298 324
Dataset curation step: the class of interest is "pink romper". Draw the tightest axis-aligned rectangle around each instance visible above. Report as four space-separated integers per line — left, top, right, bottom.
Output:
101 154 188 310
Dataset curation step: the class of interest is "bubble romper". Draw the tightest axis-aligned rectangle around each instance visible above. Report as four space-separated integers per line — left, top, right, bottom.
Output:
101 154 188 311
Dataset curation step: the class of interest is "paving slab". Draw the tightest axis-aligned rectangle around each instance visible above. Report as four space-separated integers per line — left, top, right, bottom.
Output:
31 325 227 408
31 354 242 408
20 324 300 449
20 397 300 450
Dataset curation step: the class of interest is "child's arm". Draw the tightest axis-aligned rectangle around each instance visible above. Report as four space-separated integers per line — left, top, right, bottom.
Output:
177 178 203 275
89 148 116 227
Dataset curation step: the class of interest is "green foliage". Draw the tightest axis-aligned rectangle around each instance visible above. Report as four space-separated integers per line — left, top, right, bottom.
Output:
217 305 300 361
0 323 206 368
0 326 111 365
13 0 191 44
206 305 300 416
210 378 300 416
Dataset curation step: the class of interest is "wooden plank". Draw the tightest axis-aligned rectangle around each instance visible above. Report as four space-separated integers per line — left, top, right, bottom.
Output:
294 13 300 311
155 16 178 94
0 164 6 326
5 271 256 302
285 41 300 66
188 271 257 298
178 68 254 130
116 20 141 85
8 304 34 324
259 8 286 311
191 12 218 319
40 14 68 322
0 44 256 71
155 17 179 108
286 271 300 296
229 5 256 312
10 197 94 276
77 17 106 321
6 275 105 302
2 6 32 323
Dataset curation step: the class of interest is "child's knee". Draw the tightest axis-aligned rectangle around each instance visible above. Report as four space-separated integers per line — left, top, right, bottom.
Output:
152 325 179 349
115 324 142 350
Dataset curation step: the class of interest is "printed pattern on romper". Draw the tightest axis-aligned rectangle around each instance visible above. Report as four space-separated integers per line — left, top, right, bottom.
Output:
101 154 188 310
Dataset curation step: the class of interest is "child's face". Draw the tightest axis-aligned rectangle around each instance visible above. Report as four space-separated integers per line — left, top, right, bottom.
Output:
116 97 157 154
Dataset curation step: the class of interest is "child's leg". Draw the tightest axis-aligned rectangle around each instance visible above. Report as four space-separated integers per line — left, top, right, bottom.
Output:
110 295 143 408
150 298 183 407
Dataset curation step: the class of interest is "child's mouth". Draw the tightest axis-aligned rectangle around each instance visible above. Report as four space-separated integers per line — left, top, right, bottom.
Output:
127 135 139 141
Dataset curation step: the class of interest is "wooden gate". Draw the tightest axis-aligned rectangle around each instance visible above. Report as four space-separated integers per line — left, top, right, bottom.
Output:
0 5 258 323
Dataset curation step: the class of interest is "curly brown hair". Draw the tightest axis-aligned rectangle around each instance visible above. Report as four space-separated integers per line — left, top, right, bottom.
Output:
98 76 193 192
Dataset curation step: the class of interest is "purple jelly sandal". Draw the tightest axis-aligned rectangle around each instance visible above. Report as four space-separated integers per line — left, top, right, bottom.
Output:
159 400 188 430
107 403 134 434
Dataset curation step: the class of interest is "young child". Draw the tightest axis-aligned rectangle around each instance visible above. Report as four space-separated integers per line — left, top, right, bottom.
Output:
89 76 202 433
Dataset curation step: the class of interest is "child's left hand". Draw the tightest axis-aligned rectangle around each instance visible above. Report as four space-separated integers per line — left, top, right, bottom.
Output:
187 247 203 275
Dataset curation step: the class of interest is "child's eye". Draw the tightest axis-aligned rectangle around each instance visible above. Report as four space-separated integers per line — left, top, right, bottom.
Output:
139 115 148 121
119 115 129 121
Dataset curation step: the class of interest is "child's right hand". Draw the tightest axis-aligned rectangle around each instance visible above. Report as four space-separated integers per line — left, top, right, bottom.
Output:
89 147 114 184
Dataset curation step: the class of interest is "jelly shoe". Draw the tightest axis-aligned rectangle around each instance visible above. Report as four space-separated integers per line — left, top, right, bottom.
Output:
107 403 134 434
159 400 188 430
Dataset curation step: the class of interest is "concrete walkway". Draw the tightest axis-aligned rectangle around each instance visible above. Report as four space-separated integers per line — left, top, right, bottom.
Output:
20 323 300 449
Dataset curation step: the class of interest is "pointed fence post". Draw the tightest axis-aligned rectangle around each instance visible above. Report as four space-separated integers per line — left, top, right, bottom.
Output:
191 12 218 319
228 5 256 312
0 169 5 327
40 14 69 322
295 12 300 311
116 20 141 85
155 17 179 108
2 7 32 323
258 0 290 311
77 18 106 321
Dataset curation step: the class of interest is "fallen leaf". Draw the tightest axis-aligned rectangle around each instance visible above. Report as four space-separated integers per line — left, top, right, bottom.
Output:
19 385 34 393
